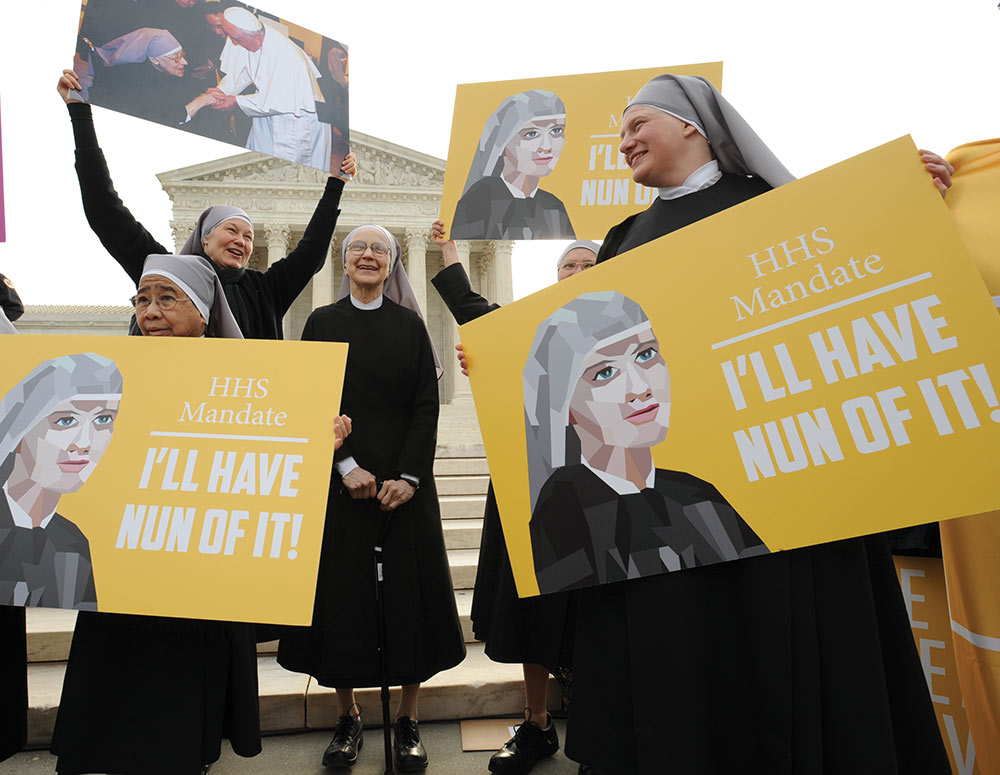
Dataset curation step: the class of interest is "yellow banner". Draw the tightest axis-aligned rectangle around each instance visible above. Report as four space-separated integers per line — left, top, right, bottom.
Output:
461 136 1000 597
0 335 347 624
894 556 980 774
440 63 722 240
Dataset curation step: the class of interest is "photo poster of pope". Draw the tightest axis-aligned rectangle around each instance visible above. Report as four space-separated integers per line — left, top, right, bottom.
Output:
451 89 575 240
0 353 123 610
71 0 350 175
523 291 769 594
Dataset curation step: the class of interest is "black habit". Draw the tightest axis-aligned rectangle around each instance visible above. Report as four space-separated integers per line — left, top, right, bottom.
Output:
278 297 465 686
452 176 575 240
67 102 343 340
432 264 576 672
569 175 951 774
0 605 27 763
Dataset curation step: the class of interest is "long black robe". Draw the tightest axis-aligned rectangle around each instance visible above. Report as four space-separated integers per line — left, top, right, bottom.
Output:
277 298 466 686
570 175 951 773
432 263 575 671
452 176 575 240
67 102 342 340
0 605 27 763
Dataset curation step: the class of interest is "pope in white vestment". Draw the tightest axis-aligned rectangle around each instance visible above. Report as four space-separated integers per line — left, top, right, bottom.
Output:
215 8 332 171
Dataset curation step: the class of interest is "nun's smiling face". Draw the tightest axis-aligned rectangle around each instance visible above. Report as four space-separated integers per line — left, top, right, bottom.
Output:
568 327 670 453
134 275 206 337
15 399 120 494
502 118 566 181
203 218 254 269
344 228 392 294
619 106 698 188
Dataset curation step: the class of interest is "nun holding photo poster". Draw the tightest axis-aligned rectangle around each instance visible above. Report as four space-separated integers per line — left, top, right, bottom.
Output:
452 90 576 240
523 290 768 595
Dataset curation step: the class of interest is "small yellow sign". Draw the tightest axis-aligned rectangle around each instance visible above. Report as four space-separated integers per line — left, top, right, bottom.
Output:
440 63 723 240
461 136 1000 597
0 335 347 624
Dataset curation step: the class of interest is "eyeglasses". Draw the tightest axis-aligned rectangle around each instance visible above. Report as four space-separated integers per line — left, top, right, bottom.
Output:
161 50 187 64
346 241 390 257
559 260 596 271
129 293 195 312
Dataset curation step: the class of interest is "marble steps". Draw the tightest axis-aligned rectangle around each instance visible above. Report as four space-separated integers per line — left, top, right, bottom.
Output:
442 517 484 550
26 642 559 747
435 474 490 496
433 456 490 477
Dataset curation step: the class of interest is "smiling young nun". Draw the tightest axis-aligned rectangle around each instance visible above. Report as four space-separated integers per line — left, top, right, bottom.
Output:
277 225 463 772
57 69 355 340
565 74 949 775
51 255 261 775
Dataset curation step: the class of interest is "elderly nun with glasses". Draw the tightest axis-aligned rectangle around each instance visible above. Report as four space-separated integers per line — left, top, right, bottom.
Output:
50 255 261 775
278 226 465 773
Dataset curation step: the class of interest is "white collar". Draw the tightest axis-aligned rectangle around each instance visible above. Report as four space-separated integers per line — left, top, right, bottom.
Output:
500 175 538 200
582 459 655 496
3 482 56 529
657 160 722 200
350 294 384 310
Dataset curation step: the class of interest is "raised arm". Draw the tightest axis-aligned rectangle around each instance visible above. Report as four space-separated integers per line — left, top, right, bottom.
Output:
429 219 500 325
259 153 357 317
58 70 168 284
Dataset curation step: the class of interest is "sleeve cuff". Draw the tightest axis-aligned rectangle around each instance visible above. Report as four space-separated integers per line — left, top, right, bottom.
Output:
334 456 359 477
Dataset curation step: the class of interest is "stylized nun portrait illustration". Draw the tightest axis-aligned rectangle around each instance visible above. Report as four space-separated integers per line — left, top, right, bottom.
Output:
0 354 123 609
452 89 576 241
523 291 768 594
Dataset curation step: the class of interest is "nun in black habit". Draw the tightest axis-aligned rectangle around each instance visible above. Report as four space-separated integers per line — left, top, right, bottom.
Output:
51 254 260 775
56 68 355 340
566 75 951 774
278 225 464 772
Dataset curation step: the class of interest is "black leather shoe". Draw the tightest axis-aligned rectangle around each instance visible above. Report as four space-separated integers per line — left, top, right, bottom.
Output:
322 713 363 768
393 716 428 771
488 713 559 774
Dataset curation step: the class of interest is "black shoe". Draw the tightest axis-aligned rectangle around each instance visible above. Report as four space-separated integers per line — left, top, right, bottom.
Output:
488 713 559 774
393 716 428 771
322 713 363 768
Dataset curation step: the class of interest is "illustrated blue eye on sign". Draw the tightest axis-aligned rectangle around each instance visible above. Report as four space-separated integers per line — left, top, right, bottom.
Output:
72 0 350 174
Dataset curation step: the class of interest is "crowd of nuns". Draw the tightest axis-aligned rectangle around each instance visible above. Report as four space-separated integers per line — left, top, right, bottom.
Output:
0 68 960 775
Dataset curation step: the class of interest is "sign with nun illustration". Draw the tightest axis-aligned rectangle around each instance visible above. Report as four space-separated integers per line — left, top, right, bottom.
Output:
439 63 723 241
0 335 348 624
72 0 350 174
459 136 1000 598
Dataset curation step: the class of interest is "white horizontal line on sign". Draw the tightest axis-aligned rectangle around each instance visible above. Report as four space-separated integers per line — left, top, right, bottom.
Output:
150 431 309 443
589 134 620 138
710 272 934 351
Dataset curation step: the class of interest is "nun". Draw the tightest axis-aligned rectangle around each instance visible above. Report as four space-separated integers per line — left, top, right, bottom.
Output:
278 225 465 772
51 254 261 775
57 68 355 340
452 90 575 240
565 74 950 774
431 225 599 775
0 276 26 765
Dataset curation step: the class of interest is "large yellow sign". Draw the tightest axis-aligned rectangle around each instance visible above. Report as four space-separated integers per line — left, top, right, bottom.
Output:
461 136 1000 597
0 335 347 624
440 63 722 241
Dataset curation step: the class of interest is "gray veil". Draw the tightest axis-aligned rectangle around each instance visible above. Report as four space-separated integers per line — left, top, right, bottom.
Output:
523 291 650 510
463 90 567 195
140 254 244 339
625 74 795 188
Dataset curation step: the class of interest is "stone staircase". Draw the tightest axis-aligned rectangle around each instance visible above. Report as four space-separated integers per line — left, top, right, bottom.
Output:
23 447 557 746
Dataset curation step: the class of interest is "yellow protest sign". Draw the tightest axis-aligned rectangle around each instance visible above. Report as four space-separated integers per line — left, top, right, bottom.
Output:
440 63 722 240
894 555 980 774
0 335 347 624
461 136 1000 597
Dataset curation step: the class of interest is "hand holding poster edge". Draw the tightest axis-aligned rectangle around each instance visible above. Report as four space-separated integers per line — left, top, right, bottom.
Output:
460 135 1000 598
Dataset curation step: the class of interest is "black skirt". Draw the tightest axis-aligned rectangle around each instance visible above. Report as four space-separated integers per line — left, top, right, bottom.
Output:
52 612 261 775
0 605 27 763
565 535 950 774
471 484 576 672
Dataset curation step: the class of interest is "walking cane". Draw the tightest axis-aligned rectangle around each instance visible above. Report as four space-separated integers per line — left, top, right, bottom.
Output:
373 490 394 774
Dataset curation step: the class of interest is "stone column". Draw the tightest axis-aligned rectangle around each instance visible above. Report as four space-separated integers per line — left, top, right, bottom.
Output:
170 220 197 253
491 240 515 305
404 227 430 315
477 243 495 303
263 223 291 268
451 241 473 400
312 236 337 310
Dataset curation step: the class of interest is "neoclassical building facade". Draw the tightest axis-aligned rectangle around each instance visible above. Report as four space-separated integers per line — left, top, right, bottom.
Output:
19 131 514 406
